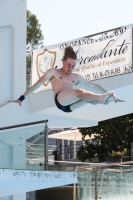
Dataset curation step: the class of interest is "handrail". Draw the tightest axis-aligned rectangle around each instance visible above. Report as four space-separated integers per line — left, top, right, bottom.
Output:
76 161 133 171
74 161 133 200
0 120 48 131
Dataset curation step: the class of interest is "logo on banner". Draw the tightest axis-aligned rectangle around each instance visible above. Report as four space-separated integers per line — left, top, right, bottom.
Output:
36 49 56 86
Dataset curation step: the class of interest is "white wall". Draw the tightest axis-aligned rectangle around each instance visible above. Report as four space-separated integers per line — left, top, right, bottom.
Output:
0 0 26 102
0 26 14 107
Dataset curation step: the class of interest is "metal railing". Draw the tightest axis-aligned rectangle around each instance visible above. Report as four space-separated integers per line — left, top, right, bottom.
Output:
74 161 133 200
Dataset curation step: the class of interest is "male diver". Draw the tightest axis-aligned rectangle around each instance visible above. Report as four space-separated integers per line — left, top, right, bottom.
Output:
9 46 124 112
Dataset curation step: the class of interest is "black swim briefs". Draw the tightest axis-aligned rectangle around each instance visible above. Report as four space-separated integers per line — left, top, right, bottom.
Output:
54 92 72 113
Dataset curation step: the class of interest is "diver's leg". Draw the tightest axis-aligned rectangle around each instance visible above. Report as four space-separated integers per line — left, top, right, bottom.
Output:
57 89 114 106
70 100 99 111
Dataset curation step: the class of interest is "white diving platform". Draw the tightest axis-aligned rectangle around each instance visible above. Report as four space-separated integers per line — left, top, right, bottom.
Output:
0 169 77 197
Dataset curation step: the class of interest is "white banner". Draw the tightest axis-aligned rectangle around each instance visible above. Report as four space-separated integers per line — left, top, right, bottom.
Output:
32 24 132 92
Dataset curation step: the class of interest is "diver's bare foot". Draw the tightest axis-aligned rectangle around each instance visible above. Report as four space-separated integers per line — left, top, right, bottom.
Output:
99 92 114 104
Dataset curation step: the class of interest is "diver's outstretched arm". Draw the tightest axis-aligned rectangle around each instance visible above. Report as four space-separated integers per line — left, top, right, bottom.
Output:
8 68 55 106
77 75 125 103
78 75 107 94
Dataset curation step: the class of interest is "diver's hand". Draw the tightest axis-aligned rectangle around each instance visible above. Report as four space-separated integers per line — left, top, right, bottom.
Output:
107 91 125 103
115 99 125 103
7 100 22 106
105 95 125 105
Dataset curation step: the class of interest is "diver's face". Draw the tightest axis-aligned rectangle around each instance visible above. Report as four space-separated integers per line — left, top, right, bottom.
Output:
62 58 77 74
